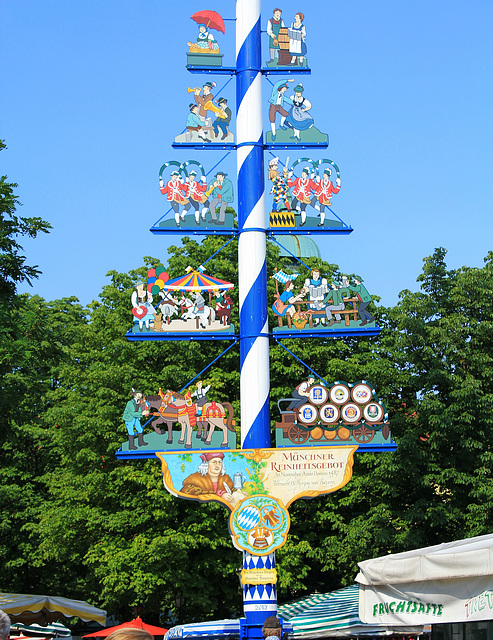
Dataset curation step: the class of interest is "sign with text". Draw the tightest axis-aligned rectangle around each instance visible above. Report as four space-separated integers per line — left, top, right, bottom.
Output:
158 446 357 509
158 446 356 554
359 577 493 625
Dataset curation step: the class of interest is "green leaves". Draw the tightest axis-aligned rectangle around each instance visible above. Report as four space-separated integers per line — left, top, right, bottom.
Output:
4 238 493 621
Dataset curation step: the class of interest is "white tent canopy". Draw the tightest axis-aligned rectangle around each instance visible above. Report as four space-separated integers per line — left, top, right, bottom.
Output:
356 533 493 626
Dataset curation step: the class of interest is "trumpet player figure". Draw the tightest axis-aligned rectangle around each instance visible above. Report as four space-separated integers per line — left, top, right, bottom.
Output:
194 81 217 126
206 171 234 226
212 97 231 141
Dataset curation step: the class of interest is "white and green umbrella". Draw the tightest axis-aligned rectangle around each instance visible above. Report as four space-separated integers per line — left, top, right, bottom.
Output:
279 585 424 638
10 622 72 637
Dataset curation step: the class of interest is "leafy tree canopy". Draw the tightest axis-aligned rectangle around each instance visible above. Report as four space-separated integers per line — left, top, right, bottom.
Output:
3 238 493 625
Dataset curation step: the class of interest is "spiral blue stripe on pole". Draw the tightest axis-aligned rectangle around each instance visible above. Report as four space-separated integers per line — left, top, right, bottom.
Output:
236 2 277 636
236 0 270 451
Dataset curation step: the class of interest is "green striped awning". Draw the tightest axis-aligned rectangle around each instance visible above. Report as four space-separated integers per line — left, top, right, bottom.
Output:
278 592 335 621
279 585 360 633
278 585 424 639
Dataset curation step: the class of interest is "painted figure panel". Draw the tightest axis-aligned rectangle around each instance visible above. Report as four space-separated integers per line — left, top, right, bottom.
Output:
275 379 393 449
265 9 309 70
119 386 237 455
268 156 344 230
156 161 236 230
130 264 235 335
271 267 378 334
266 79 327 144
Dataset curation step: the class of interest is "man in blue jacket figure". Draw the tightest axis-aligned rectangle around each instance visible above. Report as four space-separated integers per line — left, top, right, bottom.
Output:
207 171 234 225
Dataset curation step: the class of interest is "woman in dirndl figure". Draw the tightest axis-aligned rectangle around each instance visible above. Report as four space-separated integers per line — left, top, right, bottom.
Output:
285 83 314 141
288 13 306 65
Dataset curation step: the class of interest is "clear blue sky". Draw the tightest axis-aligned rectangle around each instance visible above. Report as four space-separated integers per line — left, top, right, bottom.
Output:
2 0 492 308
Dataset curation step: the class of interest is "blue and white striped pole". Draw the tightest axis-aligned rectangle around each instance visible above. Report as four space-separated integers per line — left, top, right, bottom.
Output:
236 0 270 451
236 2 277 639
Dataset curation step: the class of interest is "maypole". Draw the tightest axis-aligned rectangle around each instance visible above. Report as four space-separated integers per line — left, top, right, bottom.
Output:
236 3 276 635
118 5 397 640
236 0 270 451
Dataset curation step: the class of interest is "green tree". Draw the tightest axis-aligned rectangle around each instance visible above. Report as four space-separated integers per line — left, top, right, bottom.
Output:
0 140 51 299
8 238 493 622
282 248 493 597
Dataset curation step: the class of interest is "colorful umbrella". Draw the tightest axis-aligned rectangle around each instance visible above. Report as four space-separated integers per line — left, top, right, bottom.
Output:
165 619 293 640
10 622 71 637
162 269 233 292
82 617 168 638
190 10 225 34
278 585 424 639
0 593 106 626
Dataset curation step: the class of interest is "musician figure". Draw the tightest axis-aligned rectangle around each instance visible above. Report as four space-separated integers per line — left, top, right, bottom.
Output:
194 81 217 126
212 97 231 141
206 171 234 225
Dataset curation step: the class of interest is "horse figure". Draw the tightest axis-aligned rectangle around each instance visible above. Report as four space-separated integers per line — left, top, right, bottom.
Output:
195 400 236 447
181 304 216 328
146 391 194 448
146 390 235 448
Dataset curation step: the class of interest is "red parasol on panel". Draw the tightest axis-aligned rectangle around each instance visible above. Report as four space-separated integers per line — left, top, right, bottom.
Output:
190 10 225 34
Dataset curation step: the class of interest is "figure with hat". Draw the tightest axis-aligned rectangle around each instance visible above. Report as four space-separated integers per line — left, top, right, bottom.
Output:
348 276 375 326
285 83 314 141
205 171 234 225
122 389 150 450
181 452 244 507
268 78 294 141
186 103 213 143
268 157 291 212
288 165 316 226
131 281 157 332
159 170 190 227
182 170 211 224
288 12 307 66
266 8 285 64
212 97 231 141
311 168 341 227
194 81 217 125
321 279 350 326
